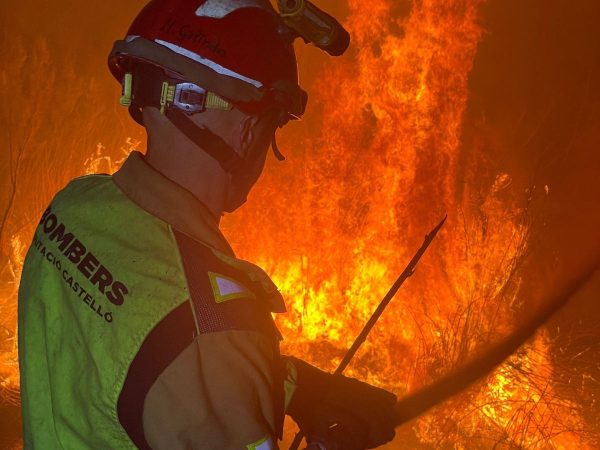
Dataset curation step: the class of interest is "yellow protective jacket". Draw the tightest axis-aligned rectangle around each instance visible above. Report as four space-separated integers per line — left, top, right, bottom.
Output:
19 151 289 450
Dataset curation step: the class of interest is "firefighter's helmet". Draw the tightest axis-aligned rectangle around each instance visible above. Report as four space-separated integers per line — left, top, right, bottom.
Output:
108 0 307 125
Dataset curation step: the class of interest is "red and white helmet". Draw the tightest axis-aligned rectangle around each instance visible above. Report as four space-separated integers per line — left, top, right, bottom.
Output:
108 0 307 122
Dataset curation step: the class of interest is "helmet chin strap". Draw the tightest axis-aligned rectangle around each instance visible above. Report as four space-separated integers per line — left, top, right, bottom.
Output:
165 107 249 175
271 134 286 161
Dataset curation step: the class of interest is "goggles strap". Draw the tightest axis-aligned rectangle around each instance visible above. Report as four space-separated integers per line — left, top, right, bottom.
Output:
126 67 248 175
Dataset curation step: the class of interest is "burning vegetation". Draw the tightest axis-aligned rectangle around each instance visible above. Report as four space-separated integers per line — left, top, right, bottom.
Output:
1 0 599 449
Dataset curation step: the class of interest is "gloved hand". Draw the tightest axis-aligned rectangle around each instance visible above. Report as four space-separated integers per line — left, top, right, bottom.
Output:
285 356 397 450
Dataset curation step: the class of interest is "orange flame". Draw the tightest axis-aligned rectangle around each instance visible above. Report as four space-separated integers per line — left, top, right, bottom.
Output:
222 0 594 447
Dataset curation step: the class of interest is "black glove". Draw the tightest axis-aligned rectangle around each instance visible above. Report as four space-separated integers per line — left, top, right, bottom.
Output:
285 356 397 450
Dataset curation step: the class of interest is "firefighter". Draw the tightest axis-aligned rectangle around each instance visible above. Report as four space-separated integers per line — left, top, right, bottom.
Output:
18 1 397 449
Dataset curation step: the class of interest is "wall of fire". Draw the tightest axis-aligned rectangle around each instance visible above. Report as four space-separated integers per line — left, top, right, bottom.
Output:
1 0 599 449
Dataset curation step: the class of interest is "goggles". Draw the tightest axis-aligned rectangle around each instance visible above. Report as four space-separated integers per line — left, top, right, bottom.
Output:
120 72 233 115
119 60 291 121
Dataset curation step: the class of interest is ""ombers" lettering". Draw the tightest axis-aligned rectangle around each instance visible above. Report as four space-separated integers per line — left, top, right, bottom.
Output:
39 207 129 306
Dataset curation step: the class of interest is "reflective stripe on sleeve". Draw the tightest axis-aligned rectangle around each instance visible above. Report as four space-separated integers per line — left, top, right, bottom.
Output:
247 436 274 450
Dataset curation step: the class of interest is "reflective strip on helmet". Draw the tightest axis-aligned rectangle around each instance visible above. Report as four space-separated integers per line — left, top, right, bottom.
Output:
195 0 271 19
110 37 265 104
150 37 264 89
